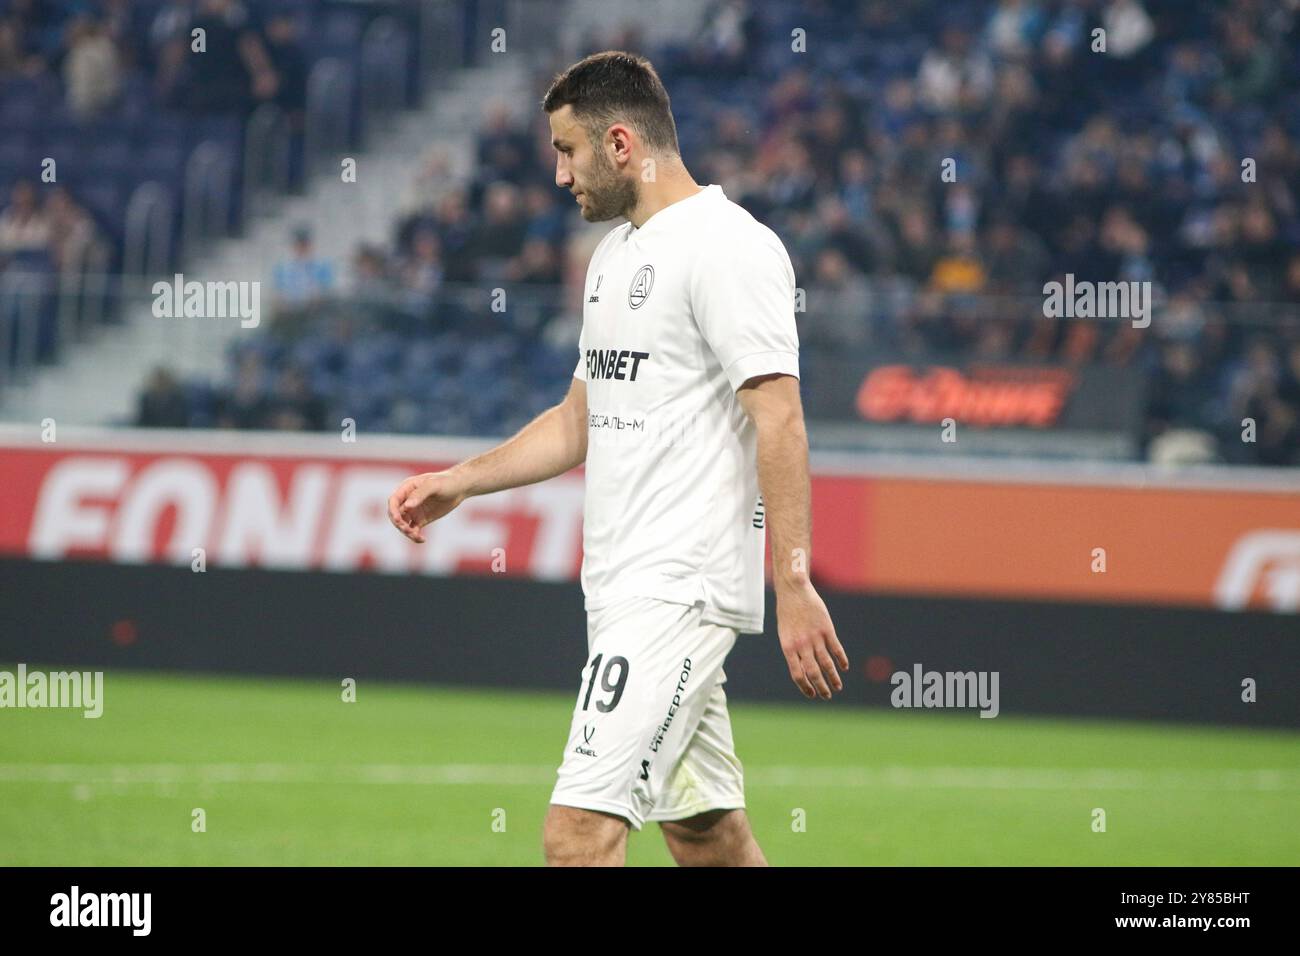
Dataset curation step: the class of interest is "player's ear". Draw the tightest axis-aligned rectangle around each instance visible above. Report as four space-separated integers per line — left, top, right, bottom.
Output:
607 123 634 165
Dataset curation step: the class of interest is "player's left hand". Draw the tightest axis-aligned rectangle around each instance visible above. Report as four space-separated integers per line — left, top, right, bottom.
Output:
775 579 849 700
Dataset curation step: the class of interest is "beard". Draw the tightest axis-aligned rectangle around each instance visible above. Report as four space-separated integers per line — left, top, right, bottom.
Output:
577 147 639 223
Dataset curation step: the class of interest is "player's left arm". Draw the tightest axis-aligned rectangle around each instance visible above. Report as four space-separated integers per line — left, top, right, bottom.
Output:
693 225 849 699
736 374 849 700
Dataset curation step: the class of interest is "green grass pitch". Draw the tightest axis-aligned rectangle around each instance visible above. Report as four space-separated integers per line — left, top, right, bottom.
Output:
1 667 1296 866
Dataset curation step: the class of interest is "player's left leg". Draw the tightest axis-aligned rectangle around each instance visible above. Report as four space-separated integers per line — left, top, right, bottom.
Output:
659 808 767 866
649 678 767 865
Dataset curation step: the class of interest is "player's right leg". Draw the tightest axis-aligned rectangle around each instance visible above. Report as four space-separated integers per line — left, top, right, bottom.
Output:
542 805 630 866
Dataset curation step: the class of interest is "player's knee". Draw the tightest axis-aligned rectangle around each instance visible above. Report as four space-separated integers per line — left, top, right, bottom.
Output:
659 808 751 863
661 807 737 840
543 805 629 866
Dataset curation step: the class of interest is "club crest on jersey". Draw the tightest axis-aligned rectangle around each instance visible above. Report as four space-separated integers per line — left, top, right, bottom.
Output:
628 265 654 309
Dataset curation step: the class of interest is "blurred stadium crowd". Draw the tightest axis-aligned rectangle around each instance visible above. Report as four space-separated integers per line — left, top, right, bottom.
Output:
0 0 315 257
0 0 310 118
3 1 1298 464
1 0 390 369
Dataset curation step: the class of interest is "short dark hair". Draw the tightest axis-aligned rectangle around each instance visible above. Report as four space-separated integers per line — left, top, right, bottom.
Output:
542 51 679 156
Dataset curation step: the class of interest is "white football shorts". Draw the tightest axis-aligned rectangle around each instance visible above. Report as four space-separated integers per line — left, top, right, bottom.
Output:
549 595 746 831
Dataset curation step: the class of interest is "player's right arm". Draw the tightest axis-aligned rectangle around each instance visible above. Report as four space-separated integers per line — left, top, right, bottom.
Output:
387 376 587 543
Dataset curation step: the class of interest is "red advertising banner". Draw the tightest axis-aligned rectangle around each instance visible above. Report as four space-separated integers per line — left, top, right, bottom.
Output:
0 442 583 580
1 430 1296 613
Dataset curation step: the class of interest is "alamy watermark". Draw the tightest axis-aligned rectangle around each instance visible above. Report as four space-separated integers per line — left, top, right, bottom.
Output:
0 663 103 718
890 663 999 718
50 886 150 935
1043 273 1151 328
151 272 260 328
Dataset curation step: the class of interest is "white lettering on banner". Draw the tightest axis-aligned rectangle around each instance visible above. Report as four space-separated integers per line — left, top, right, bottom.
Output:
110 459 217 564
216 463 330 568
21 454 586 578
29 457 129 558
519 481 586 580
323 468 421 573
416 496 512 575
1215 530 1300 612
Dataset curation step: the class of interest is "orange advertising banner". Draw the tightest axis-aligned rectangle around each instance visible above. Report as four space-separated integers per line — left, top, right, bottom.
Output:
828 475 1300 612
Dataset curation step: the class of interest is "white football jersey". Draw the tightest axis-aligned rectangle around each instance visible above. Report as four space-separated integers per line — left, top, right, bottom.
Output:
572 184 800 634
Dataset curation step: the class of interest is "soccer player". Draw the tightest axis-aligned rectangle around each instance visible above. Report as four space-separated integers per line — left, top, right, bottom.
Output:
387 51 848 866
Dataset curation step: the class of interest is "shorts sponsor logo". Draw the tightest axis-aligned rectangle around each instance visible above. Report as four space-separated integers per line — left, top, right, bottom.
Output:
648 657 692 753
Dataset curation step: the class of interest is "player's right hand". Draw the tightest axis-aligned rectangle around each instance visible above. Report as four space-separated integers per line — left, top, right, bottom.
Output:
387 471 468 544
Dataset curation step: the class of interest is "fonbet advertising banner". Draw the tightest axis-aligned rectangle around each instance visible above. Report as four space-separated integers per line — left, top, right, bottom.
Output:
1 429 1296 613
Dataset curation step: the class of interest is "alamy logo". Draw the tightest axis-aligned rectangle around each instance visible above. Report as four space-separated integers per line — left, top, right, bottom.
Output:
50 886 151 936
1042 273 1150 328
890 663 999 718
628 265 654 309
152 272 260 328
0 664 103 718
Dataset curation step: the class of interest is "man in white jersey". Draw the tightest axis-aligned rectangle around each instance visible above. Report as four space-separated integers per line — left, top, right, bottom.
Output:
387 51 848 866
